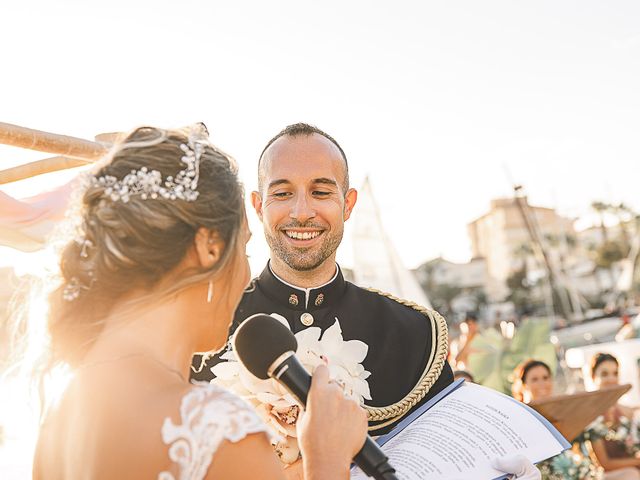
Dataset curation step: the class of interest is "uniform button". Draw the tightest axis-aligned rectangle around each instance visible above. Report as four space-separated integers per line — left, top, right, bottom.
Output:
300 312 314 326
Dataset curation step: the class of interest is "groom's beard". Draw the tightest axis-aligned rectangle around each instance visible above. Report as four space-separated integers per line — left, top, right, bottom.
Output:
264 223 342 272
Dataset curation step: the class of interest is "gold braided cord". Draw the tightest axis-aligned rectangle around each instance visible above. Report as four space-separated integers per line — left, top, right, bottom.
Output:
362 289 449 431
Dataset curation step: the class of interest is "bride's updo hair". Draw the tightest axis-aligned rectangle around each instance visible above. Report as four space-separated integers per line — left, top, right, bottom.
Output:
48 125 244 367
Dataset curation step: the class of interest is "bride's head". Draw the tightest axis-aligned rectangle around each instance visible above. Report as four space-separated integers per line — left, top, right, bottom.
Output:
48 125 248 366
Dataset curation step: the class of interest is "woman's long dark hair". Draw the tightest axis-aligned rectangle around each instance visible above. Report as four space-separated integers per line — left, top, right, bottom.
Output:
511 359 551 402
590 352 618 380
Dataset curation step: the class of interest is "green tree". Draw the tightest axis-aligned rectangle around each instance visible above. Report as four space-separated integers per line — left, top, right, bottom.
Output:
472 289 489 311
594 240 627 269
429 283 463 318
506 265 534 313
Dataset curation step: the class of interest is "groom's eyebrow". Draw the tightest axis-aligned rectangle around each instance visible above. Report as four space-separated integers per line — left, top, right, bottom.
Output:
312 178 338 187
268 178 338 189
267 179 291 189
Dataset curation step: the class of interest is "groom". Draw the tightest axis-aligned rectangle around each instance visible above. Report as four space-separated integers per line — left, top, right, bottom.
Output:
192 123 453 434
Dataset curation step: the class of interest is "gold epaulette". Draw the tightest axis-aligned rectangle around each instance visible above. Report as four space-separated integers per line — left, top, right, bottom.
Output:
363 288 449 431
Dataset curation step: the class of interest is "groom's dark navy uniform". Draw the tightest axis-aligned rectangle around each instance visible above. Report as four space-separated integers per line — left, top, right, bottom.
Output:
192 262 453 434
192 122 453 434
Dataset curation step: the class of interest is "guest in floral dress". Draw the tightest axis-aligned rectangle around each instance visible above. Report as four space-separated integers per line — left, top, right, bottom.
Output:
588 353 640 480
512 359 604 480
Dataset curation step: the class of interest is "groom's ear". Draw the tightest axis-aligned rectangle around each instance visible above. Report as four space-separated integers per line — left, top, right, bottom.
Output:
251 191 263 222
343 188 358 221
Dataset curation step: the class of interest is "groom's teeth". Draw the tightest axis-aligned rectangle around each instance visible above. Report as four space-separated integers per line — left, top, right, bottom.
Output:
286 231 321 240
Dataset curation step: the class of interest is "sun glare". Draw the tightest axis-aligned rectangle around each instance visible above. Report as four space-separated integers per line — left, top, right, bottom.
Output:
0 267 72 477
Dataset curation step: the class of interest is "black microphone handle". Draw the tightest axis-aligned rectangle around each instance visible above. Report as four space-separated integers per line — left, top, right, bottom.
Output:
354 438 399 480
272 354 312 405
273 355 399 480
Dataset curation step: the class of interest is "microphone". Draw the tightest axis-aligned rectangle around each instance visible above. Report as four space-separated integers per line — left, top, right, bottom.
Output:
233 314 399 480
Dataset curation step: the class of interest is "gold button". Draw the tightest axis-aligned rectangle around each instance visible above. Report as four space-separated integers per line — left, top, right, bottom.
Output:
300 312 314 326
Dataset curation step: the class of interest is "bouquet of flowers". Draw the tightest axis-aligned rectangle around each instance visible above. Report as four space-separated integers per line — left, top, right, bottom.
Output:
211 314 371 464
538 449 603 480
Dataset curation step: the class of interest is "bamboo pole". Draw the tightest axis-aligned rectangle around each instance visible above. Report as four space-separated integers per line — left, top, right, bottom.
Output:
0 123 123 184
0 121 107 160
0 156 91 185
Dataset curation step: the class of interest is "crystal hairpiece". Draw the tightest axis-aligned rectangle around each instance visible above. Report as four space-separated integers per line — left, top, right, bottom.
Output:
76 237 93 258
93 131 203 203
62 276 93 301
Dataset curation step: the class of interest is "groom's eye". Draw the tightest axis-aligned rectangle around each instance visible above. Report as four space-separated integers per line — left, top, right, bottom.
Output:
272 191 291 198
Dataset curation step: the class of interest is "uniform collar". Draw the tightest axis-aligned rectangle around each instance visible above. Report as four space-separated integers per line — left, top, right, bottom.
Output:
258 262 346 311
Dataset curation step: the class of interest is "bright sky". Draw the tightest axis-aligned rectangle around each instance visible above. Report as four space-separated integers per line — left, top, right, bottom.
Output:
1 0 639 273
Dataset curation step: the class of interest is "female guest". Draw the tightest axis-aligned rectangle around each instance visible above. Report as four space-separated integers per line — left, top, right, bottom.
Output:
512 359 604 480
589 353 640 479
511 359 554 404
29 125 367 479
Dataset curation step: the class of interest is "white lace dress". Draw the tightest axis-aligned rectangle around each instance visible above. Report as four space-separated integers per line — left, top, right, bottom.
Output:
158 384 270 480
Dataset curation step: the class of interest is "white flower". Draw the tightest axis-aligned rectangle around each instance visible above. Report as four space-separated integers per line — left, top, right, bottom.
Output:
294 318 372 403
211 313 371 464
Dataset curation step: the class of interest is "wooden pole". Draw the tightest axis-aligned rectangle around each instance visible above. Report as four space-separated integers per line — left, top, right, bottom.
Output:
0 156 91 185
0 121 107 160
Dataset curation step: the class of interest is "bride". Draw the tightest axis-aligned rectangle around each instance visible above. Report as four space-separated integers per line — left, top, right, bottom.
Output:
31 125 367 479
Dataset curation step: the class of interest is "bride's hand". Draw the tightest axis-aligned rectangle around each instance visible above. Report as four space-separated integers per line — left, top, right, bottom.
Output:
282 459 304 480
297 365 367 479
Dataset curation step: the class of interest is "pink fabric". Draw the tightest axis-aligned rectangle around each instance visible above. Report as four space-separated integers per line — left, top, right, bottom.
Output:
0 179 75 251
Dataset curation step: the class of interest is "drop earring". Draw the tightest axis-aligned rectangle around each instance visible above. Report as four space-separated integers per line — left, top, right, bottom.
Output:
207 280 214 303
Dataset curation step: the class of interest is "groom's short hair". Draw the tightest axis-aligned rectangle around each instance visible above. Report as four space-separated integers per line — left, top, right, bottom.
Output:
257 123 349 195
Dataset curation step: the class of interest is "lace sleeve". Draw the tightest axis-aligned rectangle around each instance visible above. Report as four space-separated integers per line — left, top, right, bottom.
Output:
159 384 271 480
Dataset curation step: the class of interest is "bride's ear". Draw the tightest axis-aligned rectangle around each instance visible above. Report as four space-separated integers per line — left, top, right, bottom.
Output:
194 227 224 268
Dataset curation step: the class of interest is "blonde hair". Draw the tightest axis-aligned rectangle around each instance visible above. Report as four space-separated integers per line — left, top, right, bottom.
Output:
43 125 244 369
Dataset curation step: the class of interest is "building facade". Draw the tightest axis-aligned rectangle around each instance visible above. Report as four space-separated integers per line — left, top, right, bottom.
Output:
467 197 576 300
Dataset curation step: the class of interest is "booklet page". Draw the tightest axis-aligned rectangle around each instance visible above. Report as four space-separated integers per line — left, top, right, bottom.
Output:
352 382 566 480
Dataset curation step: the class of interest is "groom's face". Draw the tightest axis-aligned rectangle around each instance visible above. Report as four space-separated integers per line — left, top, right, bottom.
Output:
252 134 356 272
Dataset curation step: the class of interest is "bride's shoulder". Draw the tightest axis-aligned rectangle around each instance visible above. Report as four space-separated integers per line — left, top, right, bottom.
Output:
158 383 272 480
165 383 267 441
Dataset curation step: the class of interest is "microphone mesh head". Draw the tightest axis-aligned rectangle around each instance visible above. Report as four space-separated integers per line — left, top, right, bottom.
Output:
232 314 298 379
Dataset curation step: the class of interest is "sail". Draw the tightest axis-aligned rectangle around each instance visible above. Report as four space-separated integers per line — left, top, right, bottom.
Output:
351 177 432 308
